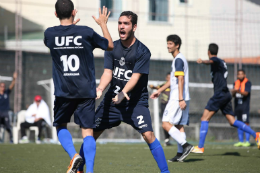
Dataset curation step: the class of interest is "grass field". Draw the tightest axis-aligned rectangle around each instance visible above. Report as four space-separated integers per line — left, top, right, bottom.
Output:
0 143 259 173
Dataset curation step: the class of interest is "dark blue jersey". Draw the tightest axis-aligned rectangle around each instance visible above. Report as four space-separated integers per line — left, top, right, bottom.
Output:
234 81 251 114
210 57 229 93
103 39 151 107
44 25 108 98
0 89 11 111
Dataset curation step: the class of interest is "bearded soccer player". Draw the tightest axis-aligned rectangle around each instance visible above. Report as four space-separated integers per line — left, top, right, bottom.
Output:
192 43 260 154
77 11 170 173
231 69 252 147
44 0 113 172
150 35 194 162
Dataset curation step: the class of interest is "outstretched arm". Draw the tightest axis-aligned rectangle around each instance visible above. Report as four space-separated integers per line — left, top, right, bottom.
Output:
96 69 113 99
93 6 114 51
150 80 170 99
9 72 17 90
197 58 214 65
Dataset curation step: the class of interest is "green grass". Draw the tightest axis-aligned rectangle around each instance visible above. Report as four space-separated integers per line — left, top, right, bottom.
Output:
0 143 259 173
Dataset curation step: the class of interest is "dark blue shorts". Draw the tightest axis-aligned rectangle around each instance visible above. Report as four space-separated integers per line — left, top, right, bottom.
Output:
53 97 95 128
94 102 153 134
235 109 249 123
205 92 234 116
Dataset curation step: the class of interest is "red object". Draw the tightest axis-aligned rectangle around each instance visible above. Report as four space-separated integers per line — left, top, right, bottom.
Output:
34 95 42 101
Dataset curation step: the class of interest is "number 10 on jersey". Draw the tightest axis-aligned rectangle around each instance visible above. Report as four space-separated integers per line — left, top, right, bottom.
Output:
60 55 80 72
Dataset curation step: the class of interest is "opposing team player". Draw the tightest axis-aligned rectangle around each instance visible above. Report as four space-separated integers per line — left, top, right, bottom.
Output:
231 69 252 147
150 35 194 162
192 43 260 153
44 0 113 172
78 11 170 173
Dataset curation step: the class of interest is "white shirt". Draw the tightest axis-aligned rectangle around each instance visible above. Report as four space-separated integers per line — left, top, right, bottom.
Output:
170 53 190 101
25 100 51 126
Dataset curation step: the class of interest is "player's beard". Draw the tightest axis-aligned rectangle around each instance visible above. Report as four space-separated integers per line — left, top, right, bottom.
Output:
121 29 134 41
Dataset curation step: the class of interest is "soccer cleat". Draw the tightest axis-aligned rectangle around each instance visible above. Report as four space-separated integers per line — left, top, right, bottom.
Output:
191 146 204 153
164 138 172 146
67 154 83 173
168 153 182 162
233 142 244 147
255 132 260 150
242 142 251 147
177 143 194 162
19 136 29 144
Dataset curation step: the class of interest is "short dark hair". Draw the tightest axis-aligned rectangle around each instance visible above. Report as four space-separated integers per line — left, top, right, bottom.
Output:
238 69 245 74
55 0 74 20
167 72 171 75
120 11 138 26
208 43 218 55
167 35 182 50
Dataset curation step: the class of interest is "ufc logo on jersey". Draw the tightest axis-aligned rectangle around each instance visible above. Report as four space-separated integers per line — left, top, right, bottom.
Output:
113 67 132 80
55 36 82 46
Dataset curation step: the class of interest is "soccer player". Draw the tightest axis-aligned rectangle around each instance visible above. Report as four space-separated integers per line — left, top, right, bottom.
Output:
231 69 252 147
78 11 170 173
44 0 113 172
149 72 171 146
0 72 16 143
192 43 260 153
150 35 194 162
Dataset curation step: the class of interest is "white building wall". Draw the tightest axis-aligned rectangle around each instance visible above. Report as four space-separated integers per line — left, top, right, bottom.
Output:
1 0 259 61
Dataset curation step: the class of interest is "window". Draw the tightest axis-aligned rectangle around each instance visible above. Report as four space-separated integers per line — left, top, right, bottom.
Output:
149 0 168 22
100 0 122 19
180 0 188 3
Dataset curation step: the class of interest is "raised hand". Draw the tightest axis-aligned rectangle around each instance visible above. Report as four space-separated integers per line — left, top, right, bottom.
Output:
112 91 130 104
92 6 111 26
13 72 17 79
73 9 80 25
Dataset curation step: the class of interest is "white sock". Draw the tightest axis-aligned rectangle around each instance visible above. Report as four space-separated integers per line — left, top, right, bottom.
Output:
177 132 186 153
168 126 187 145
22 136 28 140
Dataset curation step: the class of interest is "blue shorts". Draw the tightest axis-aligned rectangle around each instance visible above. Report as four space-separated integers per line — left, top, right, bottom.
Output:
235 109 249 123
94 102 153 134
53 97 95 128
205 91 234 116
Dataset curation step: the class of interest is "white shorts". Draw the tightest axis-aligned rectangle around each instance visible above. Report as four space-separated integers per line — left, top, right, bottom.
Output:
162 100 189 125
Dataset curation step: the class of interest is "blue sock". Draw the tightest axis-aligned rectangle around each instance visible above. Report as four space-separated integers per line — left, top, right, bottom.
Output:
245 125 251 142
198 121 209 148
57 127 77 159
78 143 85 171
233 120 256 139
148 138 169 173
237 128 244 142
83 136 96 173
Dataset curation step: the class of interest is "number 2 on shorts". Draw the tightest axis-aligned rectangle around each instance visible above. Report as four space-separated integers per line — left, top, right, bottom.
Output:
137 115 144 125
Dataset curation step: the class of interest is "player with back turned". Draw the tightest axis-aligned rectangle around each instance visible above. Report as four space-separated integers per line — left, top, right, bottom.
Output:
44 0 113 172
77 11 170 173
192 43 260 154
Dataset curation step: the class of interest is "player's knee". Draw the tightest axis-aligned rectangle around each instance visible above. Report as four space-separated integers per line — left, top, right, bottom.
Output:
81 128 93 138
142 131 155 144
56 123 67 130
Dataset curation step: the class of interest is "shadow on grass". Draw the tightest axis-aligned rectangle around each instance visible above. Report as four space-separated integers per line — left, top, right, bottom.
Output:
222 152 241 156
184 158 204 162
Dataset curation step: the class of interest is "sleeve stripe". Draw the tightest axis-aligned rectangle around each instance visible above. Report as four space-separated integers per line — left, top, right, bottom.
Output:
174 71 184 76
